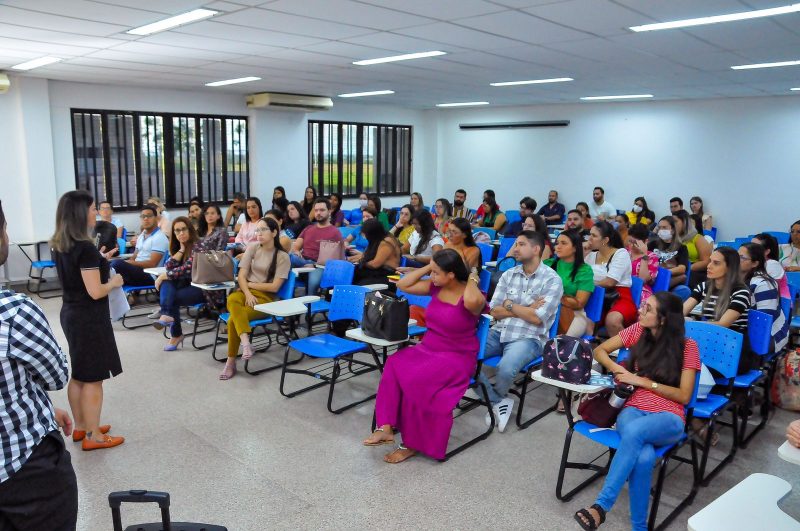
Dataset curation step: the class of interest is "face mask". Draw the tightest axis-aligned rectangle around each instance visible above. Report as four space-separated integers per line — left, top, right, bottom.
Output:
632 205 642 213
453 199 463 207
359 199 368 208
658 229 673 242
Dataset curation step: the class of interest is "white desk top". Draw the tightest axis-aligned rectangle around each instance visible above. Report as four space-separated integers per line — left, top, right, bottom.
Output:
345 319 418 347
144 267 166 276
779 441 800 466
485 261 498 268
254 295 320 317
191 281 236 291
117 253 134 260
688 473 799 531
530 369 607 394
292 267 317 274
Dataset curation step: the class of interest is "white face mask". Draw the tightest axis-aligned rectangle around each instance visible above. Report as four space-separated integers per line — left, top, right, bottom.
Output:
632 205 643 213
657 229 673 242
359 199 368 208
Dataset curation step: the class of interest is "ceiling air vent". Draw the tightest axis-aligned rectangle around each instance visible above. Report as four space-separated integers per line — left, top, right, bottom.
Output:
459 120 569 130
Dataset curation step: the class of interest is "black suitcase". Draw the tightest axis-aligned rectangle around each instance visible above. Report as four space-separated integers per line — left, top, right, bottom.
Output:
109 490 228 531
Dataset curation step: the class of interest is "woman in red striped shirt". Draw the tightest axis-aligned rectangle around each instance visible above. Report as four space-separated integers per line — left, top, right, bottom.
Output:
575 291 700 531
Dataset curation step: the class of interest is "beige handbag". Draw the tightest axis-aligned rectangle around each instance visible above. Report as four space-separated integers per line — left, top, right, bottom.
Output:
191 250 235 284
317 240 345 265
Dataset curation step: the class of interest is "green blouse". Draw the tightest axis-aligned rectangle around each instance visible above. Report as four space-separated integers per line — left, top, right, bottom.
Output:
544 258 594 297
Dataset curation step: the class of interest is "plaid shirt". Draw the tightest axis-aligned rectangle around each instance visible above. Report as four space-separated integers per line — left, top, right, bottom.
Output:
0 290 68 483
489 262 563 343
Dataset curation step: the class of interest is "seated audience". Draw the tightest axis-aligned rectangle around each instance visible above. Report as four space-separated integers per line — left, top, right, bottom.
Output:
538 189 566 225
625 196 655 227
689 196 713 231
234 197 264 249
752 232 790 299
739 243 788 352
187 201 202 231
146 196 171 235
410 192 425 212
576 202 594 229
615 214 630 243
98 200 124 238
280 200 311 250
669 196 683 214
474 197 506 232
574 292 699 531
290 198 342 296
780 220 800 272
402 209 444 267
110 204 168 288
224 192 246 231
452 189 474 223
545 229 595 336
565 209 587 232
433 198 453 235
368 194 391 231
504 196 536 238
362 249 486 462
329 192 346 227
649 216 691 301
350 219 402 286
477 230 562 431
586 221 637 337
674 209 711 289
445 218 482 271
195 205 229 311
474 189 499 221
627 223 659 307
391 204 415 246
271 186 286 210
301 186 316 216
521 214 553 260
152 217 205 351
345 206 376 251
683 247 753 373
589 186 616 221
220 217 290 381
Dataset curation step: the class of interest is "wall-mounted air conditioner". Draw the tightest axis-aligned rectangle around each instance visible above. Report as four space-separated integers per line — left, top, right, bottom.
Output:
0 74 9 95
246 92 333 112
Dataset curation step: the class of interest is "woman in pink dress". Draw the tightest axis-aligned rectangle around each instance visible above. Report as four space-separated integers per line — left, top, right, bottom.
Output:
362 249 486 463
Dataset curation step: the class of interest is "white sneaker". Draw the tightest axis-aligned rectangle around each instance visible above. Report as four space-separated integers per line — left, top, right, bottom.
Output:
495 397 514 433
147 309 161 319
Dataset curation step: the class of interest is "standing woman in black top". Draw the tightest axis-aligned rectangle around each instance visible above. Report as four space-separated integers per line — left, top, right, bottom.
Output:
51 190 125 451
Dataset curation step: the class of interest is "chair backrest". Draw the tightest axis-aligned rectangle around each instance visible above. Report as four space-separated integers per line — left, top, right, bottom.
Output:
476 242 493 264
475 314 492 361
498 256 518 272
781 296 792 322
585 286 606 323
765 231 790 244
548 305 560 339
349 209 363 225
478 269 491 293
702 228 716 241
734 237 751 248
117 238 127 254
631 277 644 308
652 267 672 293
319 260 355 289
748 309 773 356
277 270 297 300
473 227 496 240
786 271 800 293
328 285 370 322
684 266 691 287
685 321 743 379
397 289 432 308
715 241 735 249
497 237 515 261
338 226 358 239
505 209 521 225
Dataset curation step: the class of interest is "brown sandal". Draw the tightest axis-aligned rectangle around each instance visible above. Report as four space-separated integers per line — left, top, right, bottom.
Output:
383 445 416 464
363 428 394 446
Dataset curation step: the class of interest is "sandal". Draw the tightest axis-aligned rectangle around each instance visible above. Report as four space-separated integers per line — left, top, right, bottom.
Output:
691 424 720 447
242 344 254 360
219 362 236 380
363 428 394 447
574 503 606 530
383 444 416 464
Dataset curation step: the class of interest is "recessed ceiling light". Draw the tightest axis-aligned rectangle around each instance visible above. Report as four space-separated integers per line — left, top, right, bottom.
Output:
338 90 395 98
205 76 261 87
580 94 654 101
731 59 800 70
436 101 489 108
353 51 446 66
11 56 62 70
127 9 218 36
791 87 800 91
490 77 573 87
630 3 800 32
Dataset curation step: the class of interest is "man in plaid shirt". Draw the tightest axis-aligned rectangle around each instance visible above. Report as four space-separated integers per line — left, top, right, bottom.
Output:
0 201 78 530
478 230 563 432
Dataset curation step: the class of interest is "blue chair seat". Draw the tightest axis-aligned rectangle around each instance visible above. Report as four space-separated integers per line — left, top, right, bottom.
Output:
407 325 426 336
289 334 366 358
714 370 763 388
309 300 331 314
31 260 55 269
792 316 800 328
123 285 155 293
691 393 729 418
574 421 682 457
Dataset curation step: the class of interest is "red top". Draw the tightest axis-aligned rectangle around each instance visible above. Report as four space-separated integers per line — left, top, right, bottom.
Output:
618 323 701 422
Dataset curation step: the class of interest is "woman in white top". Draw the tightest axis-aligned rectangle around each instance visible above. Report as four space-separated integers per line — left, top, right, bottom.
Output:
780 220 800 272
689 196 713 232
400 209 444 269
585 220 637 337
234 197 264 251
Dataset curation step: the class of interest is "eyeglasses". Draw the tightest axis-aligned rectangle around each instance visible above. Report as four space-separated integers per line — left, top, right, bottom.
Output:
738 255 751 261
173 228 189 234
140 214 155 219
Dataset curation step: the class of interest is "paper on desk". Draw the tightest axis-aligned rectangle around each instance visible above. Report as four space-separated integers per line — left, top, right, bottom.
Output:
107 268 129 321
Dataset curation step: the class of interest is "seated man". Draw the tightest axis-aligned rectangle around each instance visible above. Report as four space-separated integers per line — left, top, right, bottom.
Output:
504 196 537 238
478 230 563 432
589 186 616 222
98 201 124 238
538 190 566 225
289 197 342 296
110 204 168 288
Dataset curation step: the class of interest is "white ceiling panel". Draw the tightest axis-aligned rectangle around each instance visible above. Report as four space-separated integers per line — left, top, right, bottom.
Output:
172 20 325 48
0 35 100 57
685 19 800 51
265 0 434 30
299 40 397 59
395 22 526 49
84 48 213 67
107 40 245 61
613 0 757 22
65 56 181 73
90 0 218 13
213 7 377 39
0 5 128 36
357 0 505 20
342 31 467 53
225 55 342 73
140 31 282 55
455 10 591 45
524 0 649 37
488 0 569 8
610 32 723 60
2 0 163 26
0 24 127 49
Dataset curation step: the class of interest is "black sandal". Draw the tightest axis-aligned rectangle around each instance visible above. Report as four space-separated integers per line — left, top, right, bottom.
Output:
574 504 606 530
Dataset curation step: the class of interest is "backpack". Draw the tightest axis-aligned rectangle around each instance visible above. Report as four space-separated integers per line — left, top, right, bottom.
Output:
771 348 800 411
541 335 593 385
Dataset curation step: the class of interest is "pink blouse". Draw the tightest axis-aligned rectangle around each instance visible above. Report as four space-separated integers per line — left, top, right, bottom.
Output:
631 251 659 306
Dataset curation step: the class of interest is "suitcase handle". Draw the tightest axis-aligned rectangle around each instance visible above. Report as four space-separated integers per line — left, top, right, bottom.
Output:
109 490 171 531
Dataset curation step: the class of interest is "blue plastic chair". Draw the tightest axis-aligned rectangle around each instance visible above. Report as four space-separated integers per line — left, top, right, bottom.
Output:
631 277 644 308
477 242 493 265
473 227 496 240
307 260 356 328
279 285 379 413
497 256 518 272
703 228 718 241
396 288 431 309
652 267 672 293
338 226 359 239
715 241 735 249
580 286 606 342
786 271 800 292
349 209 363 225
478 269 491 293
685 321 743 485
496 237 516 261
504 210 521 225
765 231 790 244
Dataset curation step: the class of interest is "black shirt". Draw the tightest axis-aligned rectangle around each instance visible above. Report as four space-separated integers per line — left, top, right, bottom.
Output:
54 240 108 304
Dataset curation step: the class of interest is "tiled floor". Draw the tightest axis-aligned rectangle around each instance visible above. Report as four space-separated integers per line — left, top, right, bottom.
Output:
32 295 800 530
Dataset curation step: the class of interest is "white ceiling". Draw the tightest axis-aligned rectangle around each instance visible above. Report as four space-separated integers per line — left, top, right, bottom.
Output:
2 0 800 108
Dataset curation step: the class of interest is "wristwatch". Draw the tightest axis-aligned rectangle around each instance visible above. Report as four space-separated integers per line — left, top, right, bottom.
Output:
651 381 659 390
504 301 514 311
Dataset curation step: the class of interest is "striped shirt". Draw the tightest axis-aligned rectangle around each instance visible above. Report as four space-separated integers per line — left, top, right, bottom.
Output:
748 274 788 352
0 290 69 483
620 323 701 422
489 262 563 343
690 281 750 335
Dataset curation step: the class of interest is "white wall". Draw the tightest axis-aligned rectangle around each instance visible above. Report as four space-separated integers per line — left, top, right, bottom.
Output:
436 96 800 240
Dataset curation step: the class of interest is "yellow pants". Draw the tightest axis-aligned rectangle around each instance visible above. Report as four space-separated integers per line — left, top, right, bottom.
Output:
226 290 275 358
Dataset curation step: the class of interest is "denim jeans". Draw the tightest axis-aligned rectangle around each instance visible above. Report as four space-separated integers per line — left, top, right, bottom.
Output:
595 407 685 531
158 280 205 337
289 254 323 296
477 329 543 405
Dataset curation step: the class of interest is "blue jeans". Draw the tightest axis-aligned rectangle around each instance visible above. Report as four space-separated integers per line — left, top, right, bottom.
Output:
290 254 323 296
477 329 543 405
159 280 205 337
595 407 685 531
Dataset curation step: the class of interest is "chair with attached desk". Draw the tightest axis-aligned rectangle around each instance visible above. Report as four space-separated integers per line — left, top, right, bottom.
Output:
496 237 516 262
305 260 355 331
476 242 493 265
18 241 61 299
120 253 169 330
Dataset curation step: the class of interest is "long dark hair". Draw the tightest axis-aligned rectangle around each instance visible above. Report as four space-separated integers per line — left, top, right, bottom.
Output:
432 248 469 282
705 247 743 321
287 201 307 222
411 209 436 255
626 291 686 387
449 217 477 248
550 229 586 283
592 220 624 249
633 196 653 224
361 218 394 264
690 196 704 217
273 196 289 214
435 198 452 217
652 216 682 253
368 194 382 213
752 233 778 261
302 186 316 213
246 197 263 221
51 190 94 253
258 217 286 284
330 192 343 215
740 242 776 289
526 214 552 250
169 216 198 258
392 204 413 237
198 204 224 236
411 192 424 211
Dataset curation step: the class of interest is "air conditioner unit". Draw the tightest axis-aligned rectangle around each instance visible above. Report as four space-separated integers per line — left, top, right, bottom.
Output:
246 92 332 112
0 74 9 95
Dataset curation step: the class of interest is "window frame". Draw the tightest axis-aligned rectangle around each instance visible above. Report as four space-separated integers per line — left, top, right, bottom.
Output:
70 108 249 212
308 119 412 199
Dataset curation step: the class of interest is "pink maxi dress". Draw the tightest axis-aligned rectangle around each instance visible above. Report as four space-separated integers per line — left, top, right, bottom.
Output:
374 285 481 460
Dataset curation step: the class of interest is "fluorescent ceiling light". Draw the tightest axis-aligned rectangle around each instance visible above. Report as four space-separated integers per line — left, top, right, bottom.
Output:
731 59 800 70
353 51 446 66
127 8 218 36
338 90 395 98
436 101 489 107
791 87 800 91
580 94 653 101
490 77 573 87
205 76 261 87
11 56 62 70
630 3 800 32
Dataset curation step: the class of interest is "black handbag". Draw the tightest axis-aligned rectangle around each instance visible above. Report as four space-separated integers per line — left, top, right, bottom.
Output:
362 291 410 342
